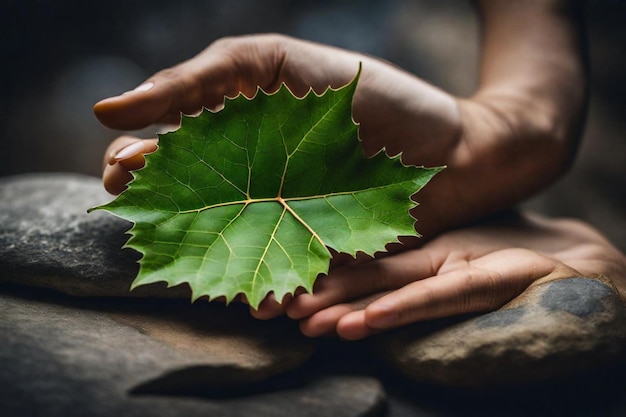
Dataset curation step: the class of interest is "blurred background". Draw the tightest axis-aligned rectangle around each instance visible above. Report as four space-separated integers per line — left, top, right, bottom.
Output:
1 0 625 252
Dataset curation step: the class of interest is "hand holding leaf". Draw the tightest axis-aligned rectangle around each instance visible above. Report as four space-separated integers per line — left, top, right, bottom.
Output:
91 69 441 309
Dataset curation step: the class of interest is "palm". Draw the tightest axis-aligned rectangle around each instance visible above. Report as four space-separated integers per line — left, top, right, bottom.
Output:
282 212 626 340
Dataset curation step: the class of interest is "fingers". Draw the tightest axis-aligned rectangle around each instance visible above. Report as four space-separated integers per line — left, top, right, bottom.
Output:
299 292 388 339
249 293 292 320
103 135 144 167
93 55 232 130
93 35 288 131
285 248 443 321
94 82 169 131
92 34 367 132
93 60 224 131
363 248 571 331
248 288 314 320
248 246 428 329
102 137 158 195
297 248 579 341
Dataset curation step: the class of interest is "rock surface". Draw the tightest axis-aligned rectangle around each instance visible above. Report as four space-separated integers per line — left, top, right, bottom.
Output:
0 173 188 297
0 286 385 417
3 172 626 404
376 276 626 387
0 173 390 416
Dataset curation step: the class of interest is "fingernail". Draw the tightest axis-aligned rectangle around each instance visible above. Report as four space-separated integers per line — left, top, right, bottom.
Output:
122 82 154 95
114 141 145 161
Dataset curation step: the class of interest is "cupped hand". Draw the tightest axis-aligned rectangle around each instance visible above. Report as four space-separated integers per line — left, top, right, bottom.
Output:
97 11 586 239
277 211 626 340
98 33 460 217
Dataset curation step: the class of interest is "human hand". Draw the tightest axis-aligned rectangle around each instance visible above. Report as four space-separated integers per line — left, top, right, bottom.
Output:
95 2 589 327
97 33 460 210
101 136 158 195
97 0 587 239
277 211 626 340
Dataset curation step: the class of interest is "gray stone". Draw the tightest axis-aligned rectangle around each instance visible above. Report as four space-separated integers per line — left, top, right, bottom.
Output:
375 277 626 388
0 173 188 298
0 287 385 417
0 173 389 416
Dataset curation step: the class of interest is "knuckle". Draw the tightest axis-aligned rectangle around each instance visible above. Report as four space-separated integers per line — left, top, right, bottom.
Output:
153 67 182 82
208 33 287 54
207 35 239 51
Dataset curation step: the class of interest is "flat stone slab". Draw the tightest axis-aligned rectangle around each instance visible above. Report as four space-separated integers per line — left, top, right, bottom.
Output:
0 173 187 297
0 173 387 416
375 277 626 387
0 286 384 417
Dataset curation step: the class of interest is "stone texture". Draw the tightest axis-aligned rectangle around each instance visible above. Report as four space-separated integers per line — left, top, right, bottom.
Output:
375 277 626 388
0 286 385 417
0 173 389 416
0 173 189 298
4 172 626 408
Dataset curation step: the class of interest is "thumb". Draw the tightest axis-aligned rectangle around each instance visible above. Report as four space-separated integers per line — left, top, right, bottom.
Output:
94 81 174 131
93 35 284 131
93 55 237 131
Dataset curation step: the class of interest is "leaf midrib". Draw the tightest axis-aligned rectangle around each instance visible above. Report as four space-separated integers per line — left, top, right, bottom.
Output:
168 179 414 279
174 179 414 215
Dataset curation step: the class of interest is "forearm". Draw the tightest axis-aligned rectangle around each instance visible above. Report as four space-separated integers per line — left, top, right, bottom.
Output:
410 1 588 239
473 0 588 170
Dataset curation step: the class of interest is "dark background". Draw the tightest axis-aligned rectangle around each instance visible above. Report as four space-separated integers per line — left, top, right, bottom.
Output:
2 0 625 253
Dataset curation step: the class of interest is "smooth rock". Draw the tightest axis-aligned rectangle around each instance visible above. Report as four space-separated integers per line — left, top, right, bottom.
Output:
0 173 388 416
0 286 385 417
375 277 626 387
0 173 188 297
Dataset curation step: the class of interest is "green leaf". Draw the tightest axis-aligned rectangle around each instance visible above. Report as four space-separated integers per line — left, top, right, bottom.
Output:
91 69 443 309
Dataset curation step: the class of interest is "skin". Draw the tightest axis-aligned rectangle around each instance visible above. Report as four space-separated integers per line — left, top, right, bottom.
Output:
92 0 623 340
284 211 626 339
98 1 587 238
